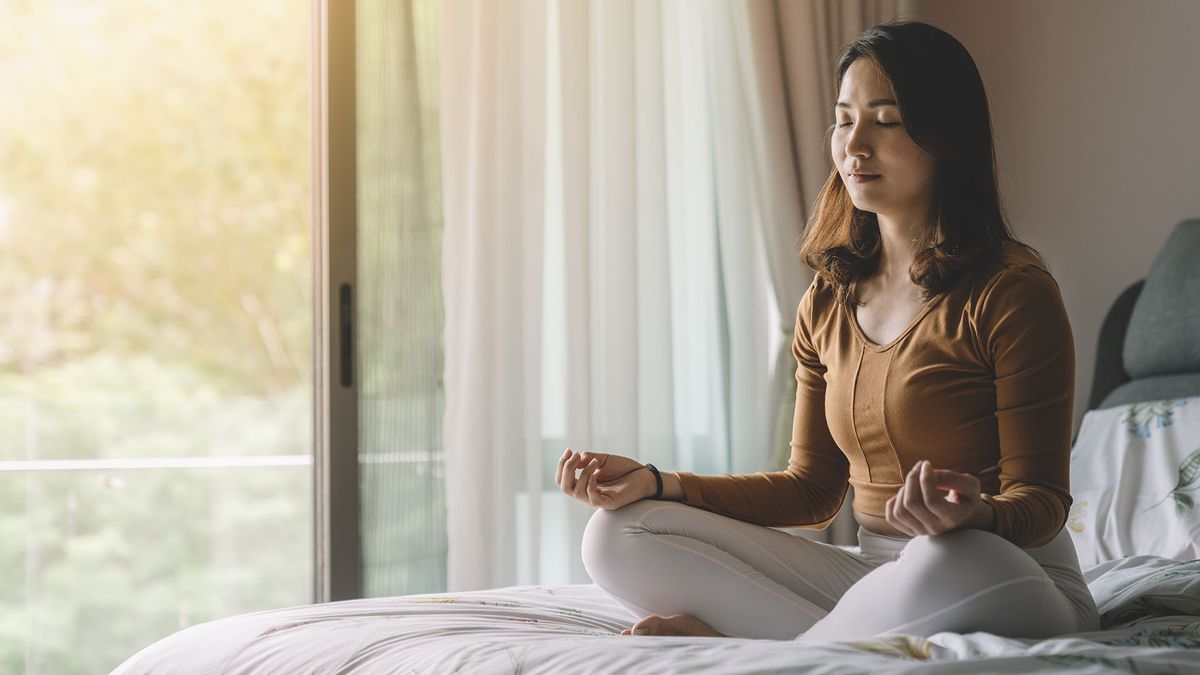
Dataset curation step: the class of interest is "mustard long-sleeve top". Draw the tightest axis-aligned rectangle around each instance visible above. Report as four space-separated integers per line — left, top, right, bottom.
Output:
674 242 1075 548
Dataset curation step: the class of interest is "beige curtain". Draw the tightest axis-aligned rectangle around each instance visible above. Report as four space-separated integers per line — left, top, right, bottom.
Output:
440 0 908 595
739 0 903 545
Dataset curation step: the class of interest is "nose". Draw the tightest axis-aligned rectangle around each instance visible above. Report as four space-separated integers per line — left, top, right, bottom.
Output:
844 121 872 159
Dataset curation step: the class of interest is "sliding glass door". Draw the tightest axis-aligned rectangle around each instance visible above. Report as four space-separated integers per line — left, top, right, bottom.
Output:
0 4 447 670
315 0 446 601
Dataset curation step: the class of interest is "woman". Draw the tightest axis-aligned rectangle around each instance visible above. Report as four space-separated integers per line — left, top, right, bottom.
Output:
556 20 1101 642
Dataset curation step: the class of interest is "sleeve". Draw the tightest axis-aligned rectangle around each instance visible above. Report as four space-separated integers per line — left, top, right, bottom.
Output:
974 264 1076 548
674 277 850 528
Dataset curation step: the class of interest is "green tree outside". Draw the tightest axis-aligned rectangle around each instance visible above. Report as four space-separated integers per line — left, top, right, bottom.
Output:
0 1 314 672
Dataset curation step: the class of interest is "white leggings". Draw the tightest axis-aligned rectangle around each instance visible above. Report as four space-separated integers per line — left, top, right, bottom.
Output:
581 499 1101 642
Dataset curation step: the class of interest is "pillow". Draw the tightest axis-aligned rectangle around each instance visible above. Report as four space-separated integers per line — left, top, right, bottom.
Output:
1067 396 1200 567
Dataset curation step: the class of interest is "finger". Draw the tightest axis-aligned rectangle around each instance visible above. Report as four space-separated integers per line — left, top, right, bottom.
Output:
885 494 905 536
586 452 610 479
909 461 950 532
586 467 607 507
891 473 926 535
561 452 583 492
573 458 600 499
931 469 982 499
918 461 957 526
555 448 572 486
902 462 940 533
576 449 599 475
886 494 916 537
578 450 602 468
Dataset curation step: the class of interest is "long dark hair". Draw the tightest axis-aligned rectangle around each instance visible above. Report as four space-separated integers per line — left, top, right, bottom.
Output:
799 19 1043 307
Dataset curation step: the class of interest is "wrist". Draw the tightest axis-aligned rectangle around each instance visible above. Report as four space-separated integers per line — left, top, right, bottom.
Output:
662 471 684 501
969 497 996 532
642 467 684 501
643 464 663 500
641 465 658 500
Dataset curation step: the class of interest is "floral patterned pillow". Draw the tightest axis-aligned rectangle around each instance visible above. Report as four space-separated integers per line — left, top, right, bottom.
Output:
1068 396 1200 567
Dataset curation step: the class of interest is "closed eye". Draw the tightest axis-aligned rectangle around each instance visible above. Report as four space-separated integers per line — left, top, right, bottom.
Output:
836 122 901 128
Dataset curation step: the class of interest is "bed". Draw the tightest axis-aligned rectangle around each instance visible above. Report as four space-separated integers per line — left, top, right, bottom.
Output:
113 221 1200 674
109 397 1200 674
107 561 1200 674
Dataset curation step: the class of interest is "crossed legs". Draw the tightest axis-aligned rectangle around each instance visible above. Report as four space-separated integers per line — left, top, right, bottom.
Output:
582 500 1096 642
797 527 1085 642
581 499 875 640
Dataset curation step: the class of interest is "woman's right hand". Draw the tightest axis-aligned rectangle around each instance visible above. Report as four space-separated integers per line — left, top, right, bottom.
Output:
556 447 652 510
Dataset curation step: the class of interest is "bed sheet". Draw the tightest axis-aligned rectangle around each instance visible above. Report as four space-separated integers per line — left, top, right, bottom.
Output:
113 556 1200 674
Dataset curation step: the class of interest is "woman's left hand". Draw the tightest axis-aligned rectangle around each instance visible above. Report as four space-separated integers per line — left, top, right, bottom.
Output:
885 460 991 536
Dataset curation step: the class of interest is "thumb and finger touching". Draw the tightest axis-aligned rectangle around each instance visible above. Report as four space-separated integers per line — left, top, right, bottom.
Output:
888 462 982 535
560 447 646 509
930 467 981 505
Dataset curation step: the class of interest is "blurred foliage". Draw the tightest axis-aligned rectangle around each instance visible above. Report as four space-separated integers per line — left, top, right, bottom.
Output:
0 455 311 674
0 0 315 672
0 0 449 670
0 0 310 398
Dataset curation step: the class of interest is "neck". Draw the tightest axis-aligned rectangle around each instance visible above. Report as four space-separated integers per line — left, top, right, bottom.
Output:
873 212 926 282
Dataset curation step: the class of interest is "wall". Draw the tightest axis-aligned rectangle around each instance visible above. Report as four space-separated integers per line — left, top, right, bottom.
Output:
907 0 1200 434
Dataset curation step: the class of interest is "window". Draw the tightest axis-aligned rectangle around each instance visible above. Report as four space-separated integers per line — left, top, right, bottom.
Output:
0 2 312 671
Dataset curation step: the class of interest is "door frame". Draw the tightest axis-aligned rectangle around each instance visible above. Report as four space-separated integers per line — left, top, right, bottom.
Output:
312 0 361 603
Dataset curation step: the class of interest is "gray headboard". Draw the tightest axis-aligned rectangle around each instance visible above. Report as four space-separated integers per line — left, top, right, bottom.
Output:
1087 218 1200 411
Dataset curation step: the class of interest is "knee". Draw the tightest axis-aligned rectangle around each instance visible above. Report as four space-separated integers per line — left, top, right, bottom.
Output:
580 501 654 583
581 507 620 572
899 529 1045 585
904 528 1018 558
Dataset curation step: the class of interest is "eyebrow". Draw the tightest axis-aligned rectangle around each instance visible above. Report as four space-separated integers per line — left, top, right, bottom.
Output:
834 98 898 109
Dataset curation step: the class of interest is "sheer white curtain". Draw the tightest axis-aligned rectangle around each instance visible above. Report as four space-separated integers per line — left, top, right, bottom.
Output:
441 0 897 592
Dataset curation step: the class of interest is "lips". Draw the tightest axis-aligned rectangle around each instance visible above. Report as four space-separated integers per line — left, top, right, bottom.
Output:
849 174 880 183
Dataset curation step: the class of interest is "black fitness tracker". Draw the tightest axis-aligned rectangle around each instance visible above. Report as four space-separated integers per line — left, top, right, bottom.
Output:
644 463 663 500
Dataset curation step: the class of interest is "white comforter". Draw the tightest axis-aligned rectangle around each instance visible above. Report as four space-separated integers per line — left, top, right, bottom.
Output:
113 555 1200 674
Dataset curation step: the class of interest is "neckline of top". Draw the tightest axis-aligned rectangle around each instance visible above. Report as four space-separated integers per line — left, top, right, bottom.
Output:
847 290 947 352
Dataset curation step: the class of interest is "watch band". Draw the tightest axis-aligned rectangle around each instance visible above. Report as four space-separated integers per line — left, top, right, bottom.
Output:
643 463 663 500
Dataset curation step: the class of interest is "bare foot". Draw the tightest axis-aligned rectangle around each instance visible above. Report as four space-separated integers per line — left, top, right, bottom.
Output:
620 613 725 637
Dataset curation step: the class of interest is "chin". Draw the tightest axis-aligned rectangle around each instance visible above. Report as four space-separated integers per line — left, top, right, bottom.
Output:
849 199 881 213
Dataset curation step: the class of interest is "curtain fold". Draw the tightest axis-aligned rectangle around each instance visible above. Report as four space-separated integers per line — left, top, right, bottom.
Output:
441 0 900 592
440 0 547 590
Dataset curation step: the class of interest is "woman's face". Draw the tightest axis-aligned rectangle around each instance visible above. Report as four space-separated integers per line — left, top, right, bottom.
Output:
832 58 937 223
